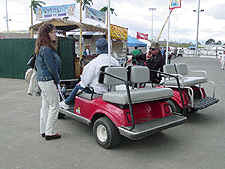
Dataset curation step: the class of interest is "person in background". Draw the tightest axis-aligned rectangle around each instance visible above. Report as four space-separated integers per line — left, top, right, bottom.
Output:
83 44 91 55
131 46 141 65
219 50 225 70
161 47 165 57
127 42 165 84
60 38 119 110
35 22 61 140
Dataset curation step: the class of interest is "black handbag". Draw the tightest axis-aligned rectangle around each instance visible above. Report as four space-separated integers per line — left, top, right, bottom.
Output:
27 54 36 69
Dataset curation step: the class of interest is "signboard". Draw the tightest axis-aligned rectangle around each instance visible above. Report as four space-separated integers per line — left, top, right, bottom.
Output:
137 32 148 40
169 0 181 9
36 4 75 21
110 24 128 41
85 6 106 23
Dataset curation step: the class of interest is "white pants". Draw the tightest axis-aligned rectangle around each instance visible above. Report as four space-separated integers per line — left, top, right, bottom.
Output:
38 80 59 136
221 60 225 69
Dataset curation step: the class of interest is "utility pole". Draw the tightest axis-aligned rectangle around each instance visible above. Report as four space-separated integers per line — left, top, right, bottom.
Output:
149 8 156 41
5 0 10 38
193 0 204 57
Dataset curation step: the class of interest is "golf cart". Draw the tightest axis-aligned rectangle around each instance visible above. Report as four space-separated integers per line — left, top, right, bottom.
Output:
162 63 219 114
58 65 187 148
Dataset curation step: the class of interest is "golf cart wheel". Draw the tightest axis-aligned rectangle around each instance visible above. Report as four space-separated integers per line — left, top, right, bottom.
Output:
93 117 122 149
167 99 181 114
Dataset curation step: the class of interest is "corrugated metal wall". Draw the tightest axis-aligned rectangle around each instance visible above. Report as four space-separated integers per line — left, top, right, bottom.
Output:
0 38 75 80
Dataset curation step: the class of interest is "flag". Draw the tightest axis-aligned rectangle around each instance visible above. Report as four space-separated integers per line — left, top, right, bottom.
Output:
137 32 148 40
169 0 181 9
85 6 106 23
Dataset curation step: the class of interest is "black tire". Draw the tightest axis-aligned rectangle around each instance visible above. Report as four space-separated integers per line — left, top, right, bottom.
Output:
93 117 122 149
167 99 181 114
58 113 66 119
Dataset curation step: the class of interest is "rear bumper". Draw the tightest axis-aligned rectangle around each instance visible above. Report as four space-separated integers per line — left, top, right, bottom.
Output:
188 96 219 110
118 114 187 140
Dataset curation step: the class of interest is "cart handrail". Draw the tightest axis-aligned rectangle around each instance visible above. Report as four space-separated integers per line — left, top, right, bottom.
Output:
150 70 186 115
99 71 135 131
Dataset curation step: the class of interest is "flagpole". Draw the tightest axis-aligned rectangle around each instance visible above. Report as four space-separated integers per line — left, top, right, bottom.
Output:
108 0 111 67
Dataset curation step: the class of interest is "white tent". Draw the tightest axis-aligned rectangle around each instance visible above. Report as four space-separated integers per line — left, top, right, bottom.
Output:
137 39 151 51
212 46 224 51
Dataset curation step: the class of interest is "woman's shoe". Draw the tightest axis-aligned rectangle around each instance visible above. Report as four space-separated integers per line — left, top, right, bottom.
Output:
45 133 61 141
41 133 45 137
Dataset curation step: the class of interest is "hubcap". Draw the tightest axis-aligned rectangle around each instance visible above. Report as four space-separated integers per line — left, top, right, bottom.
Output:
97 125 107 142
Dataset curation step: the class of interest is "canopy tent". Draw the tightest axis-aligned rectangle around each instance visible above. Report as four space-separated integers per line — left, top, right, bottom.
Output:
29 18 107 35
212 46 224 51
127 35 147 47
137 39 151 48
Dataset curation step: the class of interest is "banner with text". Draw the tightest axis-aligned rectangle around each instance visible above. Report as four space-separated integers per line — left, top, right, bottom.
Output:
36 4 75 21
85 6 106 23
110 24 128 41
169 0 181 9
137 32 148 40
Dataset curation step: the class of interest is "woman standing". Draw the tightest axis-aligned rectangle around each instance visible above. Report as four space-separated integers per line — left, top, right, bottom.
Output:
35 22 61 140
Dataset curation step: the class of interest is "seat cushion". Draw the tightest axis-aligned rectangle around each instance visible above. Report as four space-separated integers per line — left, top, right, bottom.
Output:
102 87 173 105
164 76 207 87
77 90 102 100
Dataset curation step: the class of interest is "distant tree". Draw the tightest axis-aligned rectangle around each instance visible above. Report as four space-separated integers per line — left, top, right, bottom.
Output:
30 0 46 38
100 6 117 27
30 0 46 25
76 0 93 10
216 40 222 45
205 38 215 45
100 6 117 16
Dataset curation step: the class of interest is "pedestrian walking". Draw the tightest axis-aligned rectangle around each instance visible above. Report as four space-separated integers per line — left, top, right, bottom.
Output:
219 51 225 70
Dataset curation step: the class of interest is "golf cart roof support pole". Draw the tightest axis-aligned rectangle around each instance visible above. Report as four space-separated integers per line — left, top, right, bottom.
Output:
108 0 111 67
79 0 82 59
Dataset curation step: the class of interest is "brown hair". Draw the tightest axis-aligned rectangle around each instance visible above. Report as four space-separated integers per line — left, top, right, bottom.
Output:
35 22 58 54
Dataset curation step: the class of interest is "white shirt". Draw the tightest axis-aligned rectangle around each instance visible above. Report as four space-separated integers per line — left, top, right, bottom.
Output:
86 48 90 55
80 54 120 94
221 54 225 60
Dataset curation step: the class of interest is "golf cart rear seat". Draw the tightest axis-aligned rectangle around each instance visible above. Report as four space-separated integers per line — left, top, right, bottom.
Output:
163 63 217 109
163 63 209 88
101 66 173 105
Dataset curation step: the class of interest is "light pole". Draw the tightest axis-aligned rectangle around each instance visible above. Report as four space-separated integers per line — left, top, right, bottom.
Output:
193 0 204 57
149 8 156 41
5 0 10 38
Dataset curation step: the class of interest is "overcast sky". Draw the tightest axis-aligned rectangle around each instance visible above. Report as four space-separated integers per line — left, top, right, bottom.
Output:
1 0 225 44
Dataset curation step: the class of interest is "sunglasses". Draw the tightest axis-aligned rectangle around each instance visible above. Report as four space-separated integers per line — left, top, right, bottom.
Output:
150 48 158 51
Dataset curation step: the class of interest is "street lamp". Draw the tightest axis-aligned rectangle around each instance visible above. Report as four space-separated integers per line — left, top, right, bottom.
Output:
149 8 156 41
5 0 10 39
193 0 204 57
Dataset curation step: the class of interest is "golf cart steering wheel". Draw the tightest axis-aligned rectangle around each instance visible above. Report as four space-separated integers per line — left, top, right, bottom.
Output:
79 57 92 70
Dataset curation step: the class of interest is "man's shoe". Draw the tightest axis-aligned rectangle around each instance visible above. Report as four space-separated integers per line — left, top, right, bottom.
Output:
59 101 70 110
41 133 45 137
45 133 61 141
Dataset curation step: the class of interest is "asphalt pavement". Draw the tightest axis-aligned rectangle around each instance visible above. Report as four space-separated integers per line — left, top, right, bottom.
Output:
0 56 225 169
